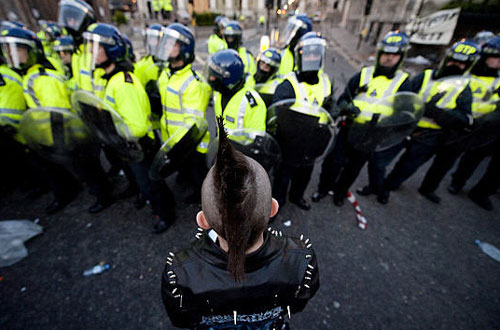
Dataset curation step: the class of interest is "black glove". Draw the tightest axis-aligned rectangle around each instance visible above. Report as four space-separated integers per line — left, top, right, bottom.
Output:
424 92 446 118
338 101 360 118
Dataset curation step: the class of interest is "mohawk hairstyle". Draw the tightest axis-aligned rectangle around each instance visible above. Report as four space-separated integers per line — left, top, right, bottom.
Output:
203 117 268 282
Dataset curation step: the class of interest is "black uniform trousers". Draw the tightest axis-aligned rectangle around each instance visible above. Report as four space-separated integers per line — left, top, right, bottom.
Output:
451 139 500 194
365 140 407 195
418 145 463 193
127 137 176 222
384 130 441 191
273 162 314 207
316 127 349 194
469 146 500 198
333 143 370 198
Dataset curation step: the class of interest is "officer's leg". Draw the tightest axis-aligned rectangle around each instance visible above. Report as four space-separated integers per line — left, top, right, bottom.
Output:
468 147 500 210
273 162 295 207
314 128 348 200
366 141 406 195
183 151 209 204
384 140 436 191
333 146 370 205
450 142 494 192
289 164 314 210
72 144 115 213
418 146 462 201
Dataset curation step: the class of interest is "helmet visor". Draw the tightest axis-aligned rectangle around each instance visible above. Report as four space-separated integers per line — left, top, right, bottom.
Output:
146 28 162 57
58 0 89 32
83 32 115 71
156 28 189 62
0 36 35 69
279 17 303 47
297 39 326 72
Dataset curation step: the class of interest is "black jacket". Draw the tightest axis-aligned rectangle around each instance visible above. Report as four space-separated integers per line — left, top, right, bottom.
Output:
161 228 319 329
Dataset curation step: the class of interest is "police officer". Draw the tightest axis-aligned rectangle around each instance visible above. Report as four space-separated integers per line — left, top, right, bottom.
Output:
208 16 228 55
383 40 477 203
57 0 103 93
313 31 412 206
37 21 66 75
52 36 76 90
246 47 282 107
448 36 500 210
278 14 312 76
134 23 164 137
272 32 334 211
417 38 497 204
83 23 176 232
0 26 83 214
152 0 162 20
207 49 267 135
223 21 256 76
157 23 212 204
351 32 412 204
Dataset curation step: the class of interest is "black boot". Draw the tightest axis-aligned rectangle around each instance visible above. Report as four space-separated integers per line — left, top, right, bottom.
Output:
418 188 441 204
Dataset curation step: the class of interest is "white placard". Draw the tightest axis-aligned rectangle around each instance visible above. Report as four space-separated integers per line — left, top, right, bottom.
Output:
406 8 461 45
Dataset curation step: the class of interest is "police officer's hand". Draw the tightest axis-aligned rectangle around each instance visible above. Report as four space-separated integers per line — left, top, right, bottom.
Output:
345 103 361 118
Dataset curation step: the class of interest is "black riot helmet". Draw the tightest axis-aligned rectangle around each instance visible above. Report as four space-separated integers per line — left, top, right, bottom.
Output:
58 0 96 43
294 32 326 74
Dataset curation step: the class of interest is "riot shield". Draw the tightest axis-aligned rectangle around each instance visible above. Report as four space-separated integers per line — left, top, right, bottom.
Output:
267 100 336 166
71 90 144 162
347 92 425 153
206 128 282 174
149 118 208 180
19 107 91 164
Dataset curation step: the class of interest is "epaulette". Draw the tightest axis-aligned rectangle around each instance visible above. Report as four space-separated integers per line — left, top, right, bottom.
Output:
245 91 258 107
123 71 134 83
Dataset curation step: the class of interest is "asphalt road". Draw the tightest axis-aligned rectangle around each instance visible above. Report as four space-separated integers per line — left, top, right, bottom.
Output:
1 25 500 330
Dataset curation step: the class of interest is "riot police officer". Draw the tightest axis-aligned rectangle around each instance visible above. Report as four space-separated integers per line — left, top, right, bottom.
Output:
313 31 412 206
157 23 212 204
383 39 477 203
417 38 499 204
223 21 256 76
278 14 312 76
52 36 76 90
272 32 335 211
207 49 267 134
0 26 82 214
208 16 228 55
83 23 176 232
448 36 500 210
246 47 282 108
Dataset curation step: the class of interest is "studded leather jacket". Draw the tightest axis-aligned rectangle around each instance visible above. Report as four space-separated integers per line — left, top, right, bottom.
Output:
161 228 319 329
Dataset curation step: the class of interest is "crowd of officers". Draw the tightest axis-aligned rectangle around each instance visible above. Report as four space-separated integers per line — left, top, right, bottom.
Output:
0 0 499 235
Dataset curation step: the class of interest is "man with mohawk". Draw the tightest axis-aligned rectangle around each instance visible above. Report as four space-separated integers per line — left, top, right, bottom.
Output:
161 117 319 329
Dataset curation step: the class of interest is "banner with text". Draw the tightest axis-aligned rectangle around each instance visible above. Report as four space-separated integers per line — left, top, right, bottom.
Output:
406 8 461 45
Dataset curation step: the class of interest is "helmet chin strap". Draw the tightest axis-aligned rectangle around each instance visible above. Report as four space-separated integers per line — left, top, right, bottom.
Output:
96 58 113 70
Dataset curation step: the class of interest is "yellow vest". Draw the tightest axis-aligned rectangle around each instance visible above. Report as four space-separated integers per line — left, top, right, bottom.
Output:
213 86 267 138
352 66 409 124
0 65 27 143
239 47 256 75
158 64 211 153
286 72 332 124
72 44 107 96
278 47 294 76
102 71 152 139
417 69 469 129
208 34 227 54
470 74 500 118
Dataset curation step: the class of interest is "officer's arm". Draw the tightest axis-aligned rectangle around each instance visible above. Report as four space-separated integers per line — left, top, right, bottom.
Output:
397 76 413 92
114 77 151 138
272 79 295 104
410 72 425 93
337 72 361 106
429 86 473 130
34 75 72 109
322 83 337 116
183 79 212 123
